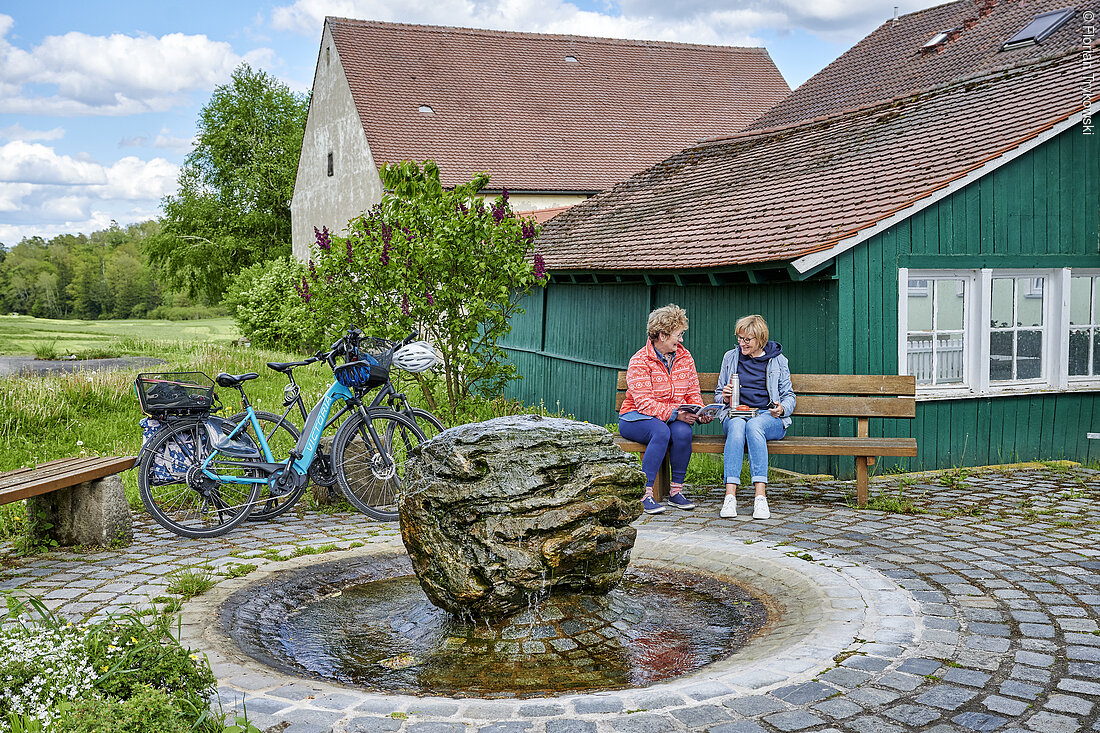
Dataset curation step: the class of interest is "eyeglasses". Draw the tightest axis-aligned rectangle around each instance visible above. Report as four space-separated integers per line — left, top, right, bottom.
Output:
736 335 755 343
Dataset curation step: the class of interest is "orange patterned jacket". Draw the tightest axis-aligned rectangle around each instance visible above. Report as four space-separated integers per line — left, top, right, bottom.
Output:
620 342 706 422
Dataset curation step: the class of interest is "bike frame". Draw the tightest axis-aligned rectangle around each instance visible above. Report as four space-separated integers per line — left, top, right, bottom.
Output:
196 379 388 486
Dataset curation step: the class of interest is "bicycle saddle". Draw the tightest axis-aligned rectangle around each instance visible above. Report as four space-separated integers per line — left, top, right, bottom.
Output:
215 372 260 388
266 359 313 374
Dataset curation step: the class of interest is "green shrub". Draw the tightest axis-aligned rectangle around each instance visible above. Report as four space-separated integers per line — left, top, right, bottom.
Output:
52 686 191 733
223 257 322 351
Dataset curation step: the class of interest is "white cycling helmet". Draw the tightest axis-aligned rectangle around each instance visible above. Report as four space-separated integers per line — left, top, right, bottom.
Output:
393 341 442 373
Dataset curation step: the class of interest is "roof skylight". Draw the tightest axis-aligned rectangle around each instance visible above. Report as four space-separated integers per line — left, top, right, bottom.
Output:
1001 7 1074 50
564 55 578 62
418 105 434 114
922 29 953 48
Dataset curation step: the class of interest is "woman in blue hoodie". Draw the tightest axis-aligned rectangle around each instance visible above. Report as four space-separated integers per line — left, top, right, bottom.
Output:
714 315 796 520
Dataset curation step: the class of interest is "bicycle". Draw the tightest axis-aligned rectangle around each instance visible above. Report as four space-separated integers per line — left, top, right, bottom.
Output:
135 328 426 537
239 331 445 519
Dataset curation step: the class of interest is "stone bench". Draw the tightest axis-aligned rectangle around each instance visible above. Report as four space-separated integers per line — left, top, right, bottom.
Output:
613 373 918 506
0 456 137 546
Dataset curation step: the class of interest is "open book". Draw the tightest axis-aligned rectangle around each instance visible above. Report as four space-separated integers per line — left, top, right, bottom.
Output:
678 403 727 417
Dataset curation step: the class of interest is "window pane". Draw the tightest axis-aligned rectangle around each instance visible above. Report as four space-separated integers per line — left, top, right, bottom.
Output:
1095 331 1100 377
936 333 964 384
1070 277 1092 325
991 278 1013 328
908 283 932 331
989 331 1013 381
1069 329 1091 376
1016 330 1042 379
1017 277 1043 327
935 279 964 330
906 334 934 384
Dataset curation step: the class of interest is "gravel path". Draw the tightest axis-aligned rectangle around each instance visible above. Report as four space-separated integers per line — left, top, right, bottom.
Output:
0 355 165 377
1 465 1097 733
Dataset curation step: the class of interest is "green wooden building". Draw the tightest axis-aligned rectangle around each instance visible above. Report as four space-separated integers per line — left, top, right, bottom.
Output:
501 2 1100 476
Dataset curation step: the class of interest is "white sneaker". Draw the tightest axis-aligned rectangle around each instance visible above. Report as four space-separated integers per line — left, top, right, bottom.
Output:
720 494 737 518
753 495 771 520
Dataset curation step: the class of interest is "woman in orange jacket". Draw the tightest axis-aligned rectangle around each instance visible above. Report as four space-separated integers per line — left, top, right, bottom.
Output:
619 304 712 515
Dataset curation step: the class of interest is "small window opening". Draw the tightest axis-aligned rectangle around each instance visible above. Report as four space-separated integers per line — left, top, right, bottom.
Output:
564 55 578 62
1002 7 1074 50
922 30 953 49
326 46 330 66
418 105 434 114
327 152 333 177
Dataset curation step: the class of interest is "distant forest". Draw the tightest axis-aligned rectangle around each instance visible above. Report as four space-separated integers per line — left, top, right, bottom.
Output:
0 221 220 321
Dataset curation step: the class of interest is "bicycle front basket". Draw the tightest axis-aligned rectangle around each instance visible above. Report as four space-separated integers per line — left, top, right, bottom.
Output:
356 337 399 370
135 372 217 416
334 359 388 391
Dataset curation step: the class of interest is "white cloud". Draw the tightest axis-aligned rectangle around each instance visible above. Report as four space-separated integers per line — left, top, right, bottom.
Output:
0 142 177 245
0 14 274 116
153 131 194 154
0 123 65 142
0 141 107 185
269 0 941 46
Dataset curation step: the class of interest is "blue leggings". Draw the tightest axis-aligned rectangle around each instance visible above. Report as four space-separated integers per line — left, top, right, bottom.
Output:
618 416 693 487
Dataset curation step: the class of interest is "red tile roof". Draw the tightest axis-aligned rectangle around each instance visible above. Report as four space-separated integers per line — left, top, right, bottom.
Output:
751 0 1084 130
537 51 1087 272
326 18 790 192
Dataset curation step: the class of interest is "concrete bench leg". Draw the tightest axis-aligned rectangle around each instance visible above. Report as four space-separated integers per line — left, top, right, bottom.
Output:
26 474 133 547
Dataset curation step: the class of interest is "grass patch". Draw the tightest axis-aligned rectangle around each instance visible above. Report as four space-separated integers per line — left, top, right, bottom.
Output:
858 487 926 514
220 563 257 579
165 565 215 600
0 315 239 357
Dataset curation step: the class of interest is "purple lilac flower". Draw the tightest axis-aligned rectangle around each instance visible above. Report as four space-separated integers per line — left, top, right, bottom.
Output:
308 259 317 279
295 276 312 303
521 220 537 241
402 294 410 316
314 226 332 251
347 240 354 263
533 253 547 281
426 290 435 306
491 204 505 223
501 188 509 202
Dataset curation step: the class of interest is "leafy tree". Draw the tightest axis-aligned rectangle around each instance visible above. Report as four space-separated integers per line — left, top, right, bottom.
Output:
305 160 547 414
224 257 321 351
145 63 308 303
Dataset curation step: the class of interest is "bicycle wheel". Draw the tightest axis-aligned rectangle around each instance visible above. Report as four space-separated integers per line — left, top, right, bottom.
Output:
405 407 445 443
332 409 424 520
137 418 262 538
226 410 305 521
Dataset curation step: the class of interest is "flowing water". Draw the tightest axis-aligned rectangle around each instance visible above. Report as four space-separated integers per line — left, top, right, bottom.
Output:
226 557 769 697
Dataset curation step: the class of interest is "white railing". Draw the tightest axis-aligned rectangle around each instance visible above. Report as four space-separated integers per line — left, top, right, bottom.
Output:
907 336 964 383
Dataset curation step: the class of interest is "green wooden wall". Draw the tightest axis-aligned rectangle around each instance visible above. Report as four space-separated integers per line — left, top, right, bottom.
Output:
504 124 1100 476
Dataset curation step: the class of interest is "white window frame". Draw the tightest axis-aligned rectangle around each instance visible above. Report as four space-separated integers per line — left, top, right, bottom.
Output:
899 268 1099 399
1066 268 1100 385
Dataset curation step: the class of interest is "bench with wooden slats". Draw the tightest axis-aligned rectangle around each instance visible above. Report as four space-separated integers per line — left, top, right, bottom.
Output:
0 456 138 505
613 373 918 506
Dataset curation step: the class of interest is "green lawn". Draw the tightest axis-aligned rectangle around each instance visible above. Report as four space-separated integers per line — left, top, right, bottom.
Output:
0 315 239 356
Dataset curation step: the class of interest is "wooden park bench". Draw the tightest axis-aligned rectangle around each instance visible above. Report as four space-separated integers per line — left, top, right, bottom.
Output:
613 373 918 506
0 456 137 546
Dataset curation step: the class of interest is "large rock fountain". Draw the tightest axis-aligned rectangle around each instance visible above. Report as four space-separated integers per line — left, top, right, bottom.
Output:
399 415 645 618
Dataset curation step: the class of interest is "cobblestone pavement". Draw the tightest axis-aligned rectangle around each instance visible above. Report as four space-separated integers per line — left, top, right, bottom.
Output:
2 464 1099 733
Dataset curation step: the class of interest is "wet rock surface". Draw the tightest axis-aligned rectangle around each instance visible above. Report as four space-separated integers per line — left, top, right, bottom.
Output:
399 415 645 618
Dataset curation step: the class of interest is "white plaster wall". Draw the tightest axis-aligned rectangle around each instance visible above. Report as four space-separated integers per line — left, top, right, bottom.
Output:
291 23 384 262
488 193 589 212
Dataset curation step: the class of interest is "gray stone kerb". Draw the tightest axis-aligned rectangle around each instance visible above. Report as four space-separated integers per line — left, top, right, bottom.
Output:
180 527 926 722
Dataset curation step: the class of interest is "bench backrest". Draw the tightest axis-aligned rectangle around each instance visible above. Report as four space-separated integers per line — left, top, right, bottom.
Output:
615 373 916 429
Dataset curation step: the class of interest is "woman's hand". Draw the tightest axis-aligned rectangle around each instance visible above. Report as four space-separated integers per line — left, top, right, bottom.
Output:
676 410 699 424
697 413 714 424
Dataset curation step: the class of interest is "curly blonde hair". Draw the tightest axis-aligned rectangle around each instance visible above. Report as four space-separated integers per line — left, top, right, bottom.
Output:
735 314 769 345
647 304 689 340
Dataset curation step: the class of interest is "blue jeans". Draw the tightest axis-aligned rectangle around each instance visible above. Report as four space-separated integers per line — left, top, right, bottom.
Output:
618 416 693 487
723 413 787 484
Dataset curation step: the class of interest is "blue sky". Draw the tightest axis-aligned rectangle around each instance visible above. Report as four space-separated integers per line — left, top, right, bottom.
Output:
0 0 944 246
